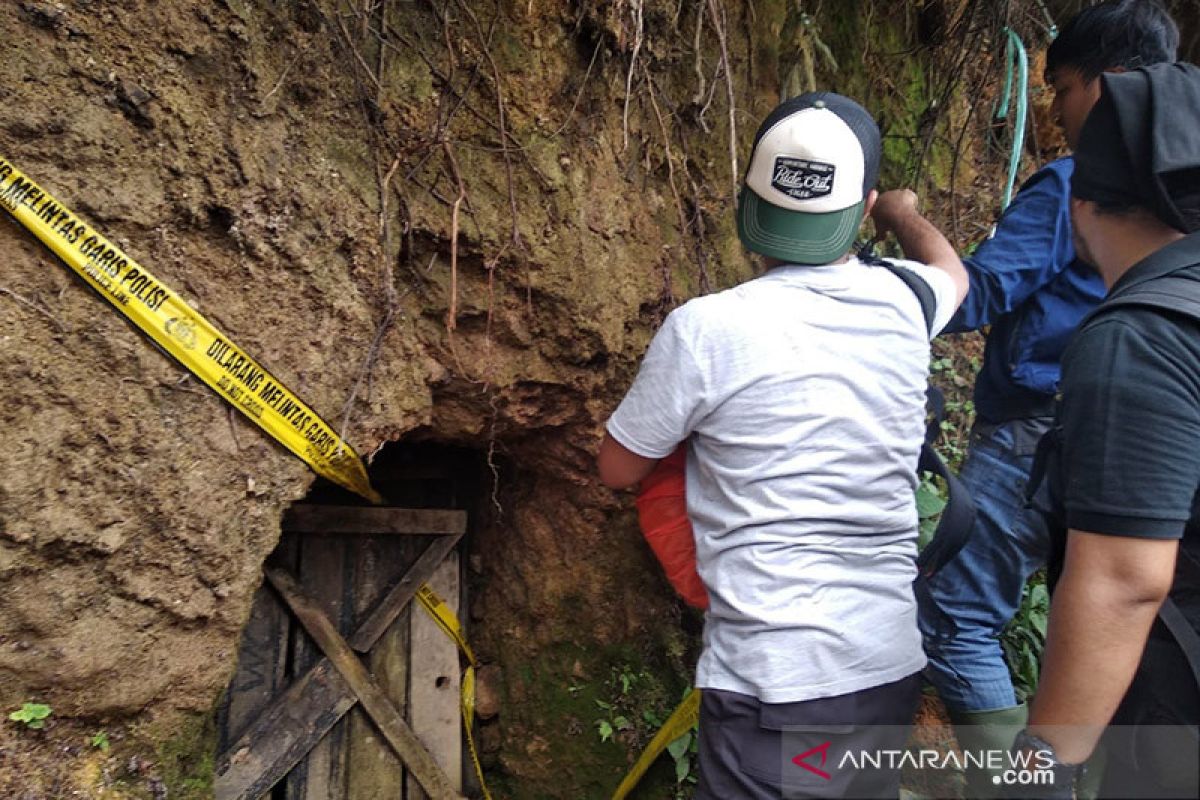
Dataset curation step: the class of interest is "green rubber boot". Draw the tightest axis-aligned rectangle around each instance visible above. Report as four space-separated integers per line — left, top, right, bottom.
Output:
1076 742 1107 800
948 704 1028 799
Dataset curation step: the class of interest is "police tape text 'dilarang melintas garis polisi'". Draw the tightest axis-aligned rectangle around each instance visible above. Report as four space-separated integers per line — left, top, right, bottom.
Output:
0 154 381 503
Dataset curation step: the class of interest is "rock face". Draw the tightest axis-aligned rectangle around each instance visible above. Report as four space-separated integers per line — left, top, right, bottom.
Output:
0 3 763 793
0 0 1115 796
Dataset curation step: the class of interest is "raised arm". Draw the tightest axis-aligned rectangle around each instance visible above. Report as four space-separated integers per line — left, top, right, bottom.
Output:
871 189 969 306
947 161 1077 332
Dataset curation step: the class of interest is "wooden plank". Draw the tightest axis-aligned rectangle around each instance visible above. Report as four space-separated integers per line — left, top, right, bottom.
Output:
288 536 349 800
265 567 465 800
407 552 463 799
218 534 296 752
214 660 358 800
348 533 463 653
347 535 412 799
214 535 461 800
283 505 467 536
220 583 293 748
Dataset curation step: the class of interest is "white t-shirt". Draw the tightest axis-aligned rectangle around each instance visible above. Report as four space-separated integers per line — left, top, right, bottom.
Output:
607 257 957 703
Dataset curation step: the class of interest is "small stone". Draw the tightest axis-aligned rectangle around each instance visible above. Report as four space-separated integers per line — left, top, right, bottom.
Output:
474 664 502 720
121 82 151 107
20 2 65 30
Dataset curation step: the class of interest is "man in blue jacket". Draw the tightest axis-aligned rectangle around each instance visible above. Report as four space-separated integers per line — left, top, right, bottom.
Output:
917 1 1179 792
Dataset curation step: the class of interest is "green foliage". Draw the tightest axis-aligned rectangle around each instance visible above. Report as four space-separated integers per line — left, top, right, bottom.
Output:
1001 575 1050 702
8 702 51 729
916 473 948 551
153 711 217 799
592 667 699 798
510 641 694 798
592 666 646 744
666 727 700 793
91 731 111 752
593 700 631 744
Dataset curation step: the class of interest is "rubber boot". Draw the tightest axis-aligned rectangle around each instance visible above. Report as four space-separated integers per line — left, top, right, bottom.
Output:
1076 741 1106 800
948 704 1028 799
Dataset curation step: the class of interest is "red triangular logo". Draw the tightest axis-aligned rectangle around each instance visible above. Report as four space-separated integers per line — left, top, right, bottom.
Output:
792 740 833 780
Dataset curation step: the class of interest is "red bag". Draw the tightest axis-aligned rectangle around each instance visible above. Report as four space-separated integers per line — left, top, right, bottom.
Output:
635 445 709 610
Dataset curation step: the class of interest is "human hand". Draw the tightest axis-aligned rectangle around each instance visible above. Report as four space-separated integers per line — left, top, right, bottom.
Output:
870 189 920 236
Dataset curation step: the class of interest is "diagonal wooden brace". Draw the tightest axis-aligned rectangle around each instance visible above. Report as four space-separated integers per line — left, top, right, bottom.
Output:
265 567 463 800
214 533 462 800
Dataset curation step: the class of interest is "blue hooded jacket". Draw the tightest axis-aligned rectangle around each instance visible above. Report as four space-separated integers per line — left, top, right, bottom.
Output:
945 157 1107 423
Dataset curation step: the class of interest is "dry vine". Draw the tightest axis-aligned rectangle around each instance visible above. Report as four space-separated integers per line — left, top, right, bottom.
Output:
707 0 739 205
622 0 646 152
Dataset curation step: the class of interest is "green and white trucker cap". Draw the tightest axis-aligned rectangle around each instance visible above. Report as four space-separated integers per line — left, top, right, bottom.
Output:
737 92 882 265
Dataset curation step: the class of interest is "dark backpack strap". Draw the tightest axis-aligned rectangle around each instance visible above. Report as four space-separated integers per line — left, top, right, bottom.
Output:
915 439 978 577
1158 537 1200 693
1158 598 1200 691
1024 425 1067 589
1089 279 1200 322
916 370 977 576
862 248 938 336
860 247 975 576
916 384 976 577
1024 424 1060 507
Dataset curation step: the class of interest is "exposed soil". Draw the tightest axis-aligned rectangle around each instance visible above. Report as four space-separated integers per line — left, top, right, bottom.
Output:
3 1 1193 798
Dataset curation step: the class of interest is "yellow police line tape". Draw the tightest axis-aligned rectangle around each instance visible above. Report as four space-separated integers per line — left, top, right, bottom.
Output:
0 155 381 503
416 580 700 800
612 687 701 800
416 584 493 800
0 153 696 798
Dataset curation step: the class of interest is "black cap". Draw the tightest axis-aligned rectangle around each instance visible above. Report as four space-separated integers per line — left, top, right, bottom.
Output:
1073 63 1200 232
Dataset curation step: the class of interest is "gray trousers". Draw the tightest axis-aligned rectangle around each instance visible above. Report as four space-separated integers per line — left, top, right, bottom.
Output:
694 674 921 799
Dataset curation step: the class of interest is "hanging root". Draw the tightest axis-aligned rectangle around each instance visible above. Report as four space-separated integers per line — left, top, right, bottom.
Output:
706 0 739 205
622 0 645 152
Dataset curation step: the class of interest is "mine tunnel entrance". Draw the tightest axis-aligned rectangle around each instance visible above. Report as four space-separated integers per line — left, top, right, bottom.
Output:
214 443 486 799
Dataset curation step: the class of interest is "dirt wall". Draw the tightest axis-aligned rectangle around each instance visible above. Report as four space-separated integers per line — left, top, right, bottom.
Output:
0 1 1048 796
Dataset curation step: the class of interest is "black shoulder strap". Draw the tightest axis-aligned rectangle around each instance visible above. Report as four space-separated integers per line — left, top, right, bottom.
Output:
862 249 938 336
915 387 977 578
1158 598 1200 691
857 247 975 576
1087 275 1200 323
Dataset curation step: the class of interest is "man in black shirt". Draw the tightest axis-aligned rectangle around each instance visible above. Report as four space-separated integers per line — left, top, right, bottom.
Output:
1018 63 1200 798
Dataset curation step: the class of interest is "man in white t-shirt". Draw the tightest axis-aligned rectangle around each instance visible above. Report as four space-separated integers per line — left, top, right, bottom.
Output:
598 92 967 798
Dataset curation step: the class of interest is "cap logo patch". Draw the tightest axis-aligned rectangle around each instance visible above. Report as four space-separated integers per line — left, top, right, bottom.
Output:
771 157 835 200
